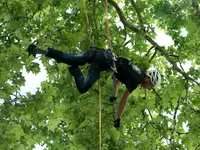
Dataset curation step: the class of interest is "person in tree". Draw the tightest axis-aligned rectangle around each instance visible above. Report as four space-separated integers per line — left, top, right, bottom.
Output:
27 44 161 128
27 44 116 93
110 58 161 128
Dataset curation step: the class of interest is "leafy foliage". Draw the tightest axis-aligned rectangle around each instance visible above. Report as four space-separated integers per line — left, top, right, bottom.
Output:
0 0 200 149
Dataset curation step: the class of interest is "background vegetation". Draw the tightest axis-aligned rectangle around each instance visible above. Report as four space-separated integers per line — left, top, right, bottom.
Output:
0 0 200 149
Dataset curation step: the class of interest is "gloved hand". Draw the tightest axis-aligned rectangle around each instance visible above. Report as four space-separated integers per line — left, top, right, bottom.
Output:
27 44 37 57
114 119 121 128
110 96 117 103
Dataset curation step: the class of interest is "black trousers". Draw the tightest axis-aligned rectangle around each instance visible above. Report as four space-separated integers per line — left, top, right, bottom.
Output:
46 48 112 93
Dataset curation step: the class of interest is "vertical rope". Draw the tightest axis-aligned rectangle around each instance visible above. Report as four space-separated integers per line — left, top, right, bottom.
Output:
82 1 112 149
105 0 111 50
98 79 102 150
82 0 93 45
82 1 101 149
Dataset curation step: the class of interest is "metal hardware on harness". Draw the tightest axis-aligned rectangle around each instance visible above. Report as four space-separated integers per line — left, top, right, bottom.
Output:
109 51 118 73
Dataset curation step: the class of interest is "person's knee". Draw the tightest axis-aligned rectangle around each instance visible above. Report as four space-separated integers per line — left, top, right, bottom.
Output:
77 82 92 93
68 66 81 76
77 87 89 94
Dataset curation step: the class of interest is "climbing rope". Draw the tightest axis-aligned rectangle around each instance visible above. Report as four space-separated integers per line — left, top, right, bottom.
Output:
82 1 101 149
82 1 113 149
98 79 102 150
105 0 118 122
82 0 94 46
105 0 112 51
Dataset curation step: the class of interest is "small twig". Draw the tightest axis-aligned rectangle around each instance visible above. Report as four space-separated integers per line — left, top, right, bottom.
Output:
123 39 131 47
169 54 179 58
195 142 200 150
184 79 189 103
125 4 135 23
5 0 13 20
176 131 188 135
179 61 185 73
146 108 153 120
173 94 181 128
145 46 155 56
153 89 162 100
93 0 98 31
188 105 200 113
149 50 157 63
168 94 181 147
144 90 153 121
0 21 10 28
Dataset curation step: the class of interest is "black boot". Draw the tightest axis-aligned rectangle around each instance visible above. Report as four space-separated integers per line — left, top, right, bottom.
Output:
27 44 47 57
27 44 37 57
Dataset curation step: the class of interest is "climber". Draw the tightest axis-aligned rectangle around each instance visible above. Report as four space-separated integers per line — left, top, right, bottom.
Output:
27 44 116 93
110 56 161 128
27 44 161 128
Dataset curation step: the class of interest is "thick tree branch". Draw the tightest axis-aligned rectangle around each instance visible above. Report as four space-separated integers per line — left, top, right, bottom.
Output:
108 0 140 33
108 0 200 86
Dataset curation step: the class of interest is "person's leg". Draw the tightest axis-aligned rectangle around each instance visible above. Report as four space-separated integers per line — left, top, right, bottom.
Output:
28 44 94 66
68 64 101 93
46 48 88 65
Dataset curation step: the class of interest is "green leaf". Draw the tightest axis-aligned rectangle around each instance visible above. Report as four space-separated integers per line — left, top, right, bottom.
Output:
1 12 10 21
48 117 61 131
109 127 121 140
15 28 24 39
8 123 25 140
26 135 37 147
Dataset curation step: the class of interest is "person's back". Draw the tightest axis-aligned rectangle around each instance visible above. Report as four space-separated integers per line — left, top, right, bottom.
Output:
115 57 145 93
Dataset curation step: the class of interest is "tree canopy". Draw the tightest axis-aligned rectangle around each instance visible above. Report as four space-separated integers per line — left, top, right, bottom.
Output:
0 0 200 149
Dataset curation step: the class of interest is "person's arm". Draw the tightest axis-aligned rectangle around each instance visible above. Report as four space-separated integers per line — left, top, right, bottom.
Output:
114 88 130 128
112 76 121 97
117 88 130 119
110 76 121 103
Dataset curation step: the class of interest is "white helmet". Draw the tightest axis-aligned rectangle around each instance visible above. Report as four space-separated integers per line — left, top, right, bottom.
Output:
146 70 161 88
